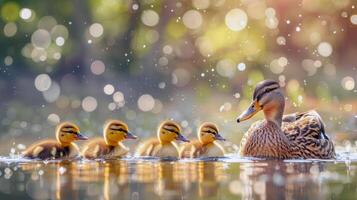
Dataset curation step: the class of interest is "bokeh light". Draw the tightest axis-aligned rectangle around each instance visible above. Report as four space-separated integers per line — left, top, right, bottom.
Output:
19 8 32 20
82 96 98 112
225 9 248 31
90 60 105 75
341 76 355 91
34 74 52 92
141 10 159 27
89 23 104 38
137 94 155 112
182 10 203 29
103 84 115 95
317 42 333 57
3 22 17 37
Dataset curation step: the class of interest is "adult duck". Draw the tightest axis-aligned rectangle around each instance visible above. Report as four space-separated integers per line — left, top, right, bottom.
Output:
237 80 335 159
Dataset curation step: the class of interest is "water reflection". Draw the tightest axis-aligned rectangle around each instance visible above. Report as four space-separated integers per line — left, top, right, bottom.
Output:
0 159 355 199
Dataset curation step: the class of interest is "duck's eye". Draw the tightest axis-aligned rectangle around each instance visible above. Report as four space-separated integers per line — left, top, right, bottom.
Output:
61 134 64 137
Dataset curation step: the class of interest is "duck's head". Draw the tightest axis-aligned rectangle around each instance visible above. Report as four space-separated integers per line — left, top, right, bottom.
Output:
237 80 285 126
198 122 225 145
157 120 190 143
104 120 137 146
56 122 88 145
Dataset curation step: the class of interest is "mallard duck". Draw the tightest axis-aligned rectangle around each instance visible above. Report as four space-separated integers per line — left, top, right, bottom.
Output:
22 122 88 160
136 120 190 158
180 122 226 158
81 119 137 159
237 80 335 159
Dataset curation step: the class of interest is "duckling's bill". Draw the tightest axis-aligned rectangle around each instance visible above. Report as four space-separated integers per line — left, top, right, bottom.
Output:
214 133 226 141
125 132 137 139
75 133 89 140
176 134 190 142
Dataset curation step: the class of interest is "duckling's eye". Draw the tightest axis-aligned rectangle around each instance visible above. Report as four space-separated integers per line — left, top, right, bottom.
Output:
61 134 64 137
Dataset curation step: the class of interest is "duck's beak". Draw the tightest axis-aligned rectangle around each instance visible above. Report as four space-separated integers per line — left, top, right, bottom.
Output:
75 133 88 140
214 133 226 141
125 132 138 139
176 134 190 142
237 100 262 123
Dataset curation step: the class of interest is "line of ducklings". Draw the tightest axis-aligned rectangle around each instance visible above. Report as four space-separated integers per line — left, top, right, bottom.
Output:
22 119 226 160
22 79 336 160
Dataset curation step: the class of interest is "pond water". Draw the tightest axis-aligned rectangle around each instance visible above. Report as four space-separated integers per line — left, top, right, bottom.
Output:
0 150 357 200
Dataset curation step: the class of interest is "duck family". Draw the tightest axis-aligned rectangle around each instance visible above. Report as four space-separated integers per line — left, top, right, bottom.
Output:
21 80 335 160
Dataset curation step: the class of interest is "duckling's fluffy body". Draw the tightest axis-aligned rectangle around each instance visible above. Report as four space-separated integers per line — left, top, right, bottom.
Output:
81 138 129 159
180 140 225 158
22 140 80 159
136 138 180 157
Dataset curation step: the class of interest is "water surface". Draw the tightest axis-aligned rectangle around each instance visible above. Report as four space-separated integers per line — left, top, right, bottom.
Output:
0 152 356 200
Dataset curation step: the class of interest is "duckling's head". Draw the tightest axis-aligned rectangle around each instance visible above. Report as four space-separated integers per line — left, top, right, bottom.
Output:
198 122 225 145
237 80 284 126
104 120 137 146
56 122 88 145
157 120 189 143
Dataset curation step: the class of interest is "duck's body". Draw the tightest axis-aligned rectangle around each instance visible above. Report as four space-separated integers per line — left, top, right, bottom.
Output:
136 120 189 158
22 122 87 160
81 120 137 159
180 122 226 158
237 80 335 159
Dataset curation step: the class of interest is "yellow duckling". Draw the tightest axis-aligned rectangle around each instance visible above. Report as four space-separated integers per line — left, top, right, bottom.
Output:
180 122 226 158
81 120 137 159
136 120 190 158
237 80 335 159
22 122 88 160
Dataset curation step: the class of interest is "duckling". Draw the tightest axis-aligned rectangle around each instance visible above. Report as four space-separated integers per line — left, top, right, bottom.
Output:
22 122 88 160
180 122 226 158
136 120 190 158
81 120 137 159
237 80 335 159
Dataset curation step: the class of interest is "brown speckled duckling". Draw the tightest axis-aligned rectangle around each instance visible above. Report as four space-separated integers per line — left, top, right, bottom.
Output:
22 122 88 160
237 80 335 159
81 120 137 159
180 122 226 158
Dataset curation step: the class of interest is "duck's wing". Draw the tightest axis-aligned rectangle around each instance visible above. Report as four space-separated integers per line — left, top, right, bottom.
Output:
282 110 328 140
283 110 335 159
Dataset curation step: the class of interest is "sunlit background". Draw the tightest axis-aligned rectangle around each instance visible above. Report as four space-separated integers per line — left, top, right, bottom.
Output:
0 0 356 155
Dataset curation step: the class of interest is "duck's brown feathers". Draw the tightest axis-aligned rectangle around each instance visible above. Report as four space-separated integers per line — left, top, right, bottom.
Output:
22 139 79 160
81 138 128 159
240 110 335 159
